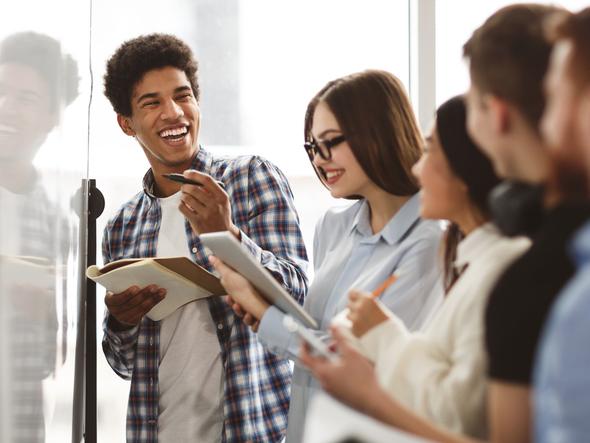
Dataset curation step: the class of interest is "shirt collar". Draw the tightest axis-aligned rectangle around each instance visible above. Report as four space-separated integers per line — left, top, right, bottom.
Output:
142 146 213 199
455 222 500 268
351 193 421 245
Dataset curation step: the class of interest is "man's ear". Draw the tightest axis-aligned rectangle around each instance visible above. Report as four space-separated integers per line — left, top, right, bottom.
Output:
488 95 510 135
117 114 136 136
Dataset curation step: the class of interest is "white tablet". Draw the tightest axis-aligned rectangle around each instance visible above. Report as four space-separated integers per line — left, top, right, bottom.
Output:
200 231 318 329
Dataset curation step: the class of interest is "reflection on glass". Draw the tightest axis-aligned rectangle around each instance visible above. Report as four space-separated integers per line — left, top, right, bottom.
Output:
0 32 79 443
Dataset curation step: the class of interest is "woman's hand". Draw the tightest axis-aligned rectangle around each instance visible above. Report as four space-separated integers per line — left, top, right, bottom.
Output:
300 326 381 413
209 255 270 328
346 289 390 337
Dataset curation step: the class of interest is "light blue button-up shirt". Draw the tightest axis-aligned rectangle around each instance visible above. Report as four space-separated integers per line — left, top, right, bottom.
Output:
534 219 590 443
258 194 444 443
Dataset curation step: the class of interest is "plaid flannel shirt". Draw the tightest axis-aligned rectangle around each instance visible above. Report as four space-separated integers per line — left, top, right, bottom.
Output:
102 147 309 442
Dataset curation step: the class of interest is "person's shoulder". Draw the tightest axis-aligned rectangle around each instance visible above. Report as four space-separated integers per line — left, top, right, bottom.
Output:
212 153 283 175
319 200 363 225
552 263 590 323
212 153 290 190
410 218 444 243
496 235 531 257
484 227 530 257
105 190 145 230
492 224 575 297
314 201 364 241
313 201 362 260
462 227 530 286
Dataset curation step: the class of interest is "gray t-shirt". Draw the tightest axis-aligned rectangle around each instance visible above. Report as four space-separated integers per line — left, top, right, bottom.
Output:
156 192 224 442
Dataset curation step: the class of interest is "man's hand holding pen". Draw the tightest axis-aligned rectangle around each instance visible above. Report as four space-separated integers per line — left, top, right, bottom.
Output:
176 170 241 240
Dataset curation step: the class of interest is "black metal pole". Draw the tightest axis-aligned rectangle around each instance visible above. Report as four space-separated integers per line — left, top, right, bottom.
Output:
72 179 104 443
85 179 104 443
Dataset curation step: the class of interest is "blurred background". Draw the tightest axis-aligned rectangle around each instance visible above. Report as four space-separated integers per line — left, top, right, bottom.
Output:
0 0 587 441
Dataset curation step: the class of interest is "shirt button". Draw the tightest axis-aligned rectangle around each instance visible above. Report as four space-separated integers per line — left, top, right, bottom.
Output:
192 247 198 253
217 323 223 330
149 377 154 386
149 337 154 346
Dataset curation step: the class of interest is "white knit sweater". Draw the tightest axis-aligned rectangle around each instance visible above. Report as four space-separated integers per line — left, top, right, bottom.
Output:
359 224 530 438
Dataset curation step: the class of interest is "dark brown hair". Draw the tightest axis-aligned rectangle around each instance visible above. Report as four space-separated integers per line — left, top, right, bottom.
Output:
547 7 590 89
463 4 565 130
104 33 199 117
436 96 500 292
304 70 422 197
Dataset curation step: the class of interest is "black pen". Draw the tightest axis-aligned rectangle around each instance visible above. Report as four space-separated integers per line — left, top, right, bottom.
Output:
162 173 225 188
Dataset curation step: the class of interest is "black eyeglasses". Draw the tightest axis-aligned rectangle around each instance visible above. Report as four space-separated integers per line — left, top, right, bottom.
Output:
303 135 346 161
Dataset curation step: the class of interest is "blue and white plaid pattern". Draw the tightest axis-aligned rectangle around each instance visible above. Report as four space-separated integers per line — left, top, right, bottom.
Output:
102 148 309 442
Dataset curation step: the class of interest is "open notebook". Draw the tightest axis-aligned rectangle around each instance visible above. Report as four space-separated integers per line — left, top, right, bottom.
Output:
87 257 225 320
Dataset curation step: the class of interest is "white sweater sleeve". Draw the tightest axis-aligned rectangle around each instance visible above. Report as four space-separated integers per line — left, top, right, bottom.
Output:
357 230 529 438
360 291 488 437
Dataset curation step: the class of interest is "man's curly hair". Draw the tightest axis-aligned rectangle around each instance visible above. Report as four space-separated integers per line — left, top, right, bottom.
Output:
104 33 199 117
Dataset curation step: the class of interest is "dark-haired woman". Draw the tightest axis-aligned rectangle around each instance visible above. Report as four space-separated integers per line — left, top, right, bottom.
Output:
209 70 444 442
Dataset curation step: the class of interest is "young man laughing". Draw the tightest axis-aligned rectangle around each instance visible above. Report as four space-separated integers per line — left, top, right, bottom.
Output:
101 34 308 443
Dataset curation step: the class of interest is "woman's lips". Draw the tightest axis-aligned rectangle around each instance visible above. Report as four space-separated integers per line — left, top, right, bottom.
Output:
324 169 344 185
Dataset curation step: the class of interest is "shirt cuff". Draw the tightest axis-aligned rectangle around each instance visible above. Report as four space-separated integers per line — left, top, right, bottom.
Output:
258 305 298 358
104 315 140 348
239 230 263 263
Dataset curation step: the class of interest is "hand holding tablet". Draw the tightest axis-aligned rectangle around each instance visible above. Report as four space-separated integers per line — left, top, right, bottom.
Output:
200 231 318 329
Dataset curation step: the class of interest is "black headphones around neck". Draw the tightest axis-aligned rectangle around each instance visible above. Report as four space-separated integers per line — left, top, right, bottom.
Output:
488 180 545 237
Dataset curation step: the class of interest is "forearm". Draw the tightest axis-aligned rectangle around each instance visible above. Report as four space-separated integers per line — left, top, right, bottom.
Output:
240 157 309 303
239 230 308 303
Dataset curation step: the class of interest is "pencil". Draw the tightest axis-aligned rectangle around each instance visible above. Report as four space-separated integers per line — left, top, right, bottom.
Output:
371 274 398 298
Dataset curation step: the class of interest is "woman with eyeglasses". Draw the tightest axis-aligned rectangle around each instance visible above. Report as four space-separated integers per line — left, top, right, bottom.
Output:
209 70 444 443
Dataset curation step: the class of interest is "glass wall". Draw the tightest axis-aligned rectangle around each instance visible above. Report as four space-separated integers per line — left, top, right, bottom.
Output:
0 0 90 442
435 0 590 106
